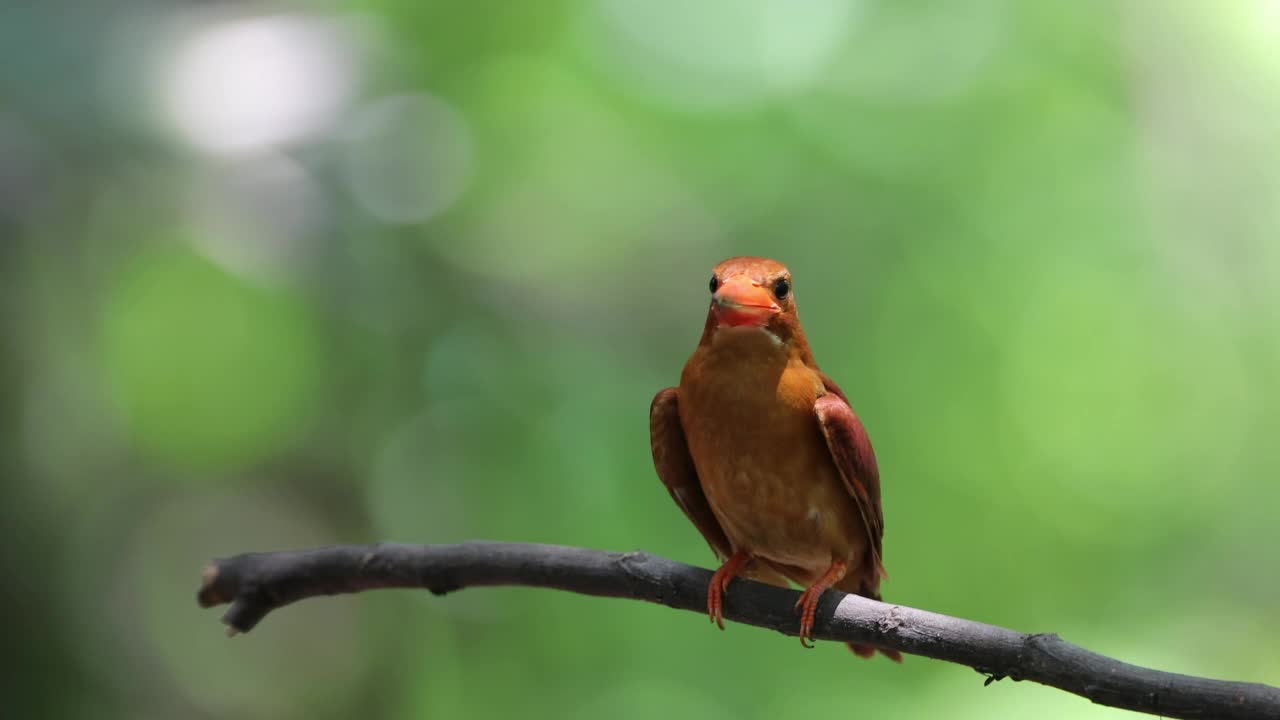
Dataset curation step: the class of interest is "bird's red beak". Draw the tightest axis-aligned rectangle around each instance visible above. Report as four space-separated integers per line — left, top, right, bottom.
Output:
713 276 781 328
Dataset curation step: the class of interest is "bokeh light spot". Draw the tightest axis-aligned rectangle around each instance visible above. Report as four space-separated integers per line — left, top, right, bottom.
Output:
100 247 324 471
342 93 473 224
164 14 357 154
817 0 1006 102
587 0 859 110
188 152 326 283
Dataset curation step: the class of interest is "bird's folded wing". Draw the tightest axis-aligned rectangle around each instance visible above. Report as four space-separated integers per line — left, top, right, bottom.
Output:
813 377 886 577
649 388 732 562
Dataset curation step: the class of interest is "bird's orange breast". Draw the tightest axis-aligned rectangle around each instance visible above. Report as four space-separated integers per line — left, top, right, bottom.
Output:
678 330 867 582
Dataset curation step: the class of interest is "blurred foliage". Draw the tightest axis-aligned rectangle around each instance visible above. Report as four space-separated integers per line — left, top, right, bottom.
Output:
3 0 1279 718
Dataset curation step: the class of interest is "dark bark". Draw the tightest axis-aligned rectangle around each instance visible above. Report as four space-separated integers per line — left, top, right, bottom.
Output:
197 542 1279 720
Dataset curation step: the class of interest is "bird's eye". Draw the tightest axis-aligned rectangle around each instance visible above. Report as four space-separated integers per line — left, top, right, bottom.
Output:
773 278 790 301
709 275 719 294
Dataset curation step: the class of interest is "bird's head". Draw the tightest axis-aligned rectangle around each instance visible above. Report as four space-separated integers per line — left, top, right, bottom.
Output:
702 256 806 351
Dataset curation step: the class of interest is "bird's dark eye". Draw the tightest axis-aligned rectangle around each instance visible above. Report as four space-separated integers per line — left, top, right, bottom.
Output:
773 278 790 301
709 275 719 294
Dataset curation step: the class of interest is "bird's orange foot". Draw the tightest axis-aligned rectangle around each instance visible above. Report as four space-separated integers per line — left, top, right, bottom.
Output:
794 558 849 648
706 550 751 630
793 587 822 649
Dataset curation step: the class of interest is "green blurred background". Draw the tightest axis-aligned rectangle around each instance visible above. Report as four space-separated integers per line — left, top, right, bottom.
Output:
3 0 1278 717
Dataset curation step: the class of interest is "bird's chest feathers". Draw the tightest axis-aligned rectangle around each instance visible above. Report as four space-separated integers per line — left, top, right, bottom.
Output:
682 359 819 467
678 339 848 561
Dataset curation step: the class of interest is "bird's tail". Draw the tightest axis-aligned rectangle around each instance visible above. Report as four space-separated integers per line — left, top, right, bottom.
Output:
837 576 903 663
847 642 903 662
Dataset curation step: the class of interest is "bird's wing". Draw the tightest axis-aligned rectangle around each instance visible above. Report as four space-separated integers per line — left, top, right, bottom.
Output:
649 387 732 562
813 374 886 577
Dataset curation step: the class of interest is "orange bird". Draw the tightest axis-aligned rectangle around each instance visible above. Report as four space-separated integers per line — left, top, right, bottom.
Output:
649 256 900 660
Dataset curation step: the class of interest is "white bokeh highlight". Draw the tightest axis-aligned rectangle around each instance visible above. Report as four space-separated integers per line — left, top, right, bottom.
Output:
165 14 357 154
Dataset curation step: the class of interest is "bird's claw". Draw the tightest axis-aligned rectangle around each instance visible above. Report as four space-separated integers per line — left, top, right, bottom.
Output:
707 596 724 630
707 572 734 629
706 551 751 632
795 588 821 648
792 559 847 649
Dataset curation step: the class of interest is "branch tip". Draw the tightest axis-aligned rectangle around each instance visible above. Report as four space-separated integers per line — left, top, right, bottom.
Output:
197 564 225 608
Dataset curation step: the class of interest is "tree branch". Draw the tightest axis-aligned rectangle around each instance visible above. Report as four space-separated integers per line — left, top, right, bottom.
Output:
196 542 1277 720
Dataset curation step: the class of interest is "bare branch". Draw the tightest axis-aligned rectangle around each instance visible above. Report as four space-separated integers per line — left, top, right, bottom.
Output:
196 542 1278 720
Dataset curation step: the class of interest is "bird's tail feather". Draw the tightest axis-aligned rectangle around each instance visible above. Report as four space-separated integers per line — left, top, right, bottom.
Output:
847 642 903 662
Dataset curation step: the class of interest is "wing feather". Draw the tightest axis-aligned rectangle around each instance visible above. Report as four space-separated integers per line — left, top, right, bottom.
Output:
649 387 732 562
813 374 886 577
